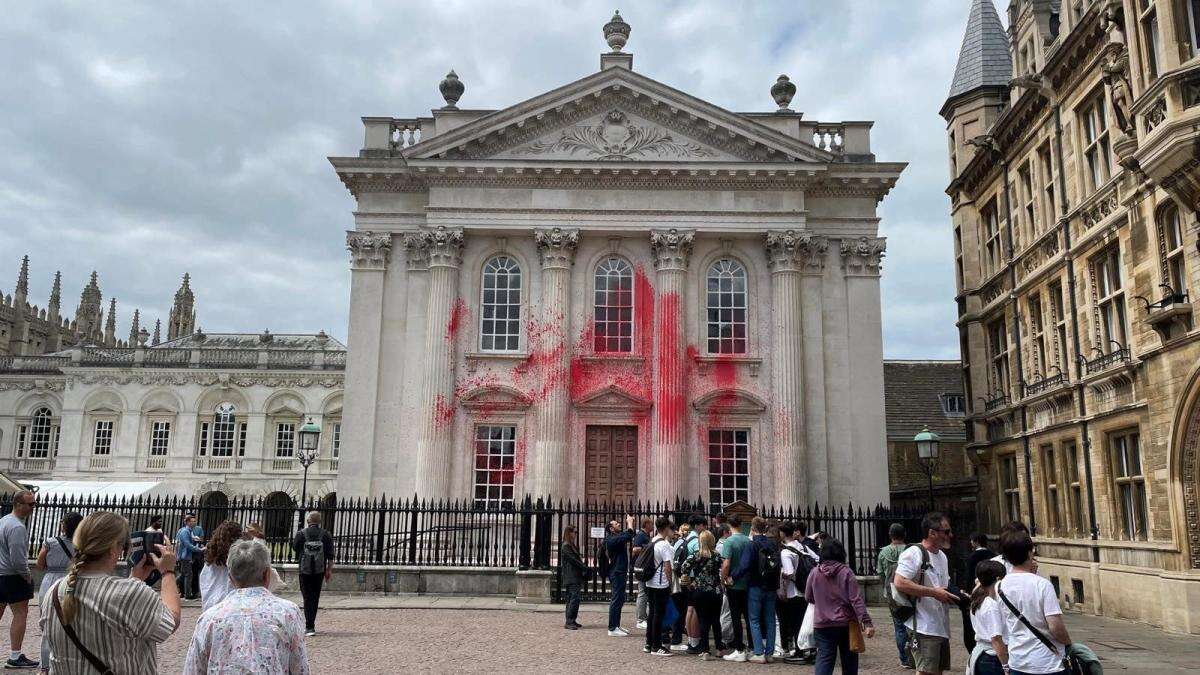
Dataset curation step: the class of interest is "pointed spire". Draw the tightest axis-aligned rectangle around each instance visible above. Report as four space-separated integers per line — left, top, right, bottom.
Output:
75 271 103 339
944 0 1011 106
168 273 196 341
14 255 29 299
104 297 117 344
48 271 61 314
152 319 161 346
128 309 141 345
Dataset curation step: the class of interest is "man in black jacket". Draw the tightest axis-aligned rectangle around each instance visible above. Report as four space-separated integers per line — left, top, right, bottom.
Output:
291 511 335 637
603 515 636 636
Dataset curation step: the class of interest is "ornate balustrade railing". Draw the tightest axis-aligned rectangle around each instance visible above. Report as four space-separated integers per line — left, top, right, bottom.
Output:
1081 346 1130 375
0 348 345 373
1021 372 1066 398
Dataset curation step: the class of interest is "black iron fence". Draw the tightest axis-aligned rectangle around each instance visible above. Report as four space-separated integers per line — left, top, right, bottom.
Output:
2 494 952 602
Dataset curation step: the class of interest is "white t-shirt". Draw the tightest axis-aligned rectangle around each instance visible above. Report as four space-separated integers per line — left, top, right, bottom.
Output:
895 544 951 638
971 596 1004 656
779 544 800 599
991 553 1015 575
646 537 674 589
996 572 1065 674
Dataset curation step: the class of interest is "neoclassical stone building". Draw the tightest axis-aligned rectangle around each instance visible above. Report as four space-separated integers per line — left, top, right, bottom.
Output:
331 14 905 508
945 0 1200 632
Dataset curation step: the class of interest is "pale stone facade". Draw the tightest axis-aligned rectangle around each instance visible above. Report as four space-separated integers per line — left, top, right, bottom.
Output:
0 332 345 501
331 14 904 508
945 0 1200 633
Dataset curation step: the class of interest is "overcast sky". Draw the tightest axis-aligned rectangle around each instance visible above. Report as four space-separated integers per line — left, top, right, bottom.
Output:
1 1 980 358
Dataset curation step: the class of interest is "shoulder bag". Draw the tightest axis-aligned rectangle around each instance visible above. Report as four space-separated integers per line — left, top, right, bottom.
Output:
50 581 115 675
997 585 1083 675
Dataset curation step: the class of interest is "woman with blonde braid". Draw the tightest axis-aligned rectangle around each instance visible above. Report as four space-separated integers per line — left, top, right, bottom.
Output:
40 512 181 675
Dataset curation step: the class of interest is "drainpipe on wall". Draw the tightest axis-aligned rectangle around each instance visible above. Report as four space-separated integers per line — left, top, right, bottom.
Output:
1053 103 1101 563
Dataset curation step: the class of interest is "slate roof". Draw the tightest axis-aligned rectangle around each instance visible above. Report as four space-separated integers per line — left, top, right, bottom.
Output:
947 0 1012 101
883 360 967 442
155 332 346 351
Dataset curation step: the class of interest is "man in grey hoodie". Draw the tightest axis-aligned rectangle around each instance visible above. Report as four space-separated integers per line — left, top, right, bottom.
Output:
0 491 38 669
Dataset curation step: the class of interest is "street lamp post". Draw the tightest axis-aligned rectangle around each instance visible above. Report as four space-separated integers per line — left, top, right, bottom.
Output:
914 425 941 512
297 417 322 509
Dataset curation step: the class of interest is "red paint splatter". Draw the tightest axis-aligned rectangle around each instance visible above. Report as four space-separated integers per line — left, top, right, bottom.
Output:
634 265 655 355
654 292 685 441
514 434 528 477
445 298 468 341
433 394 456 429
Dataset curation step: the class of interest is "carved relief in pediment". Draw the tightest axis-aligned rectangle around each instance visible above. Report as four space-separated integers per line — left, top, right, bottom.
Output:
574 385 652 412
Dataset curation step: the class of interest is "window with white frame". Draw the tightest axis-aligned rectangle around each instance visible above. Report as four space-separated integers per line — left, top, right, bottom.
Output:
1028 293 1047 376
149 421 171 457
275 423 296 458
1094 247 1127 350
198 402 245 458
706 259 748 354
17 407 57 459
1049 281 1070 374
988 319 1010 397
480 256 522 352
1039 143 1057 225
330 422 342 461
1080 92 1112 193
708 428 749 507
594 257 634 353
1001 454 1021 523
473 425 516 509
1159 202 1188 297
1110 429 1148 540
92 420 114 456
1138 0 1160 81
1041 444 1060 534
1064 440 1086 536
981 198 1001 276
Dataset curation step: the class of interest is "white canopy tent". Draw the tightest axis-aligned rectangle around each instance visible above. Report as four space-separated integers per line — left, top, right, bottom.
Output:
22 480 165 499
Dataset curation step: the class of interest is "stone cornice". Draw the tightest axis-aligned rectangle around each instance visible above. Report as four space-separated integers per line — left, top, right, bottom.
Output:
650 228 695 272
839 236 886 276
533 227 580 269
65 372 343 389
346 231 392 270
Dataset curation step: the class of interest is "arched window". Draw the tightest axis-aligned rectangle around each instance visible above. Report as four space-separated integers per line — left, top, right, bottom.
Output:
1158 202 1187 298
198 402 246 459
594 257 633 353
23 407 57 459
480 256 522 352
706 259 748 354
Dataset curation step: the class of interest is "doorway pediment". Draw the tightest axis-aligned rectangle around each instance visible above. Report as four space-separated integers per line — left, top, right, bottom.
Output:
460 385 533 412
691 389 768 415
574 385 651 412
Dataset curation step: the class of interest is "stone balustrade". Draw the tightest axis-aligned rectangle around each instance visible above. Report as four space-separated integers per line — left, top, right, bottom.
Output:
361 117 434 156
0 347 345 373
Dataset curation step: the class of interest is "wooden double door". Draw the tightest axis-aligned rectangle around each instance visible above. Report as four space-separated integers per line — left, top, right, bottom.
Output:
584 425 638 504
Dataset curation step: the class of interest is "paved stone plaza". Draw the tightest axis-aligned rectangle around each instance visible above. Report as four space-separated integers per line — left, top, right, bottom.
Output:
5 593 1199 673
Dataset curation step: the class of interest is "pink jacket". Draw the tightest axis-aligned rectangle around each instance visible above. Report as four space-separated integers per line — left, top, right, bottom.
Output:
803 561 872 629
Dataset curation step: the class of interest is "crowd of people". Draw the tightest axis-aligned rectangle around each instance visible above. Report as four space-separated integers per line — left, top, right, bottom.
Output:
566 510 1097 675
0 490 333 674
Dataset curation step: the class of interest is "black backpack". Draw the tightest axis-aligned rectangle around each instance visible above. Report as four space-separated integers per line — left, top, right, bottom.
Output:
596 539 611 579
755 540 782 591
672 538 691 572
299 527 326 576
633 537 661 583
785 544 817 589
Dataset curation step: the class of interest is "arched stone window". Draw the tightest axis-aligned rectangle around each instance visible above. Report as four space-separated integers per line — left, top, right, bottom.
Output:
480 255 522 352
197 402 247 470
263 491 295 540
18 407 58 459
594 257 633 353
705 258 749 354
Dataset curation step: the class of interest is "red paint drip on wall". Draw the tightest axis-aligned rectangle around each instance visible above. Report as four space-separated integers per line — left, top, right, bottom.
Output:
433 394 456 429
654 292 685 440
446 298 468 341
634 265 655 355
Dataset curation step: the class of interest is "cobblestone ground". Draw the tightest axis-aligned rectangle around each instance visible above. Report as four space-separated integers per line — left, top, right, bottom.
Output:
6 598 1199 673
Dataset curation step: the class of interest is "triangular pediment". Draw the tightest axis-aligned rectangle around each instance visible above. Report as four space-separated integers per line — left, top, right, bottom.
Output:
691 389 768 415
406 67 834 164
460 385 533 411
574 385 652 412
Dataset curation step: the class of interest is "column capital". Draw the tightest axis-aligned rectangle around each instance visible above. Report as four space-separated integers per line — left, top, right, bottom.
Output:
533 227 580 269
650 228 695 271
839 236 886 276
346 231 393 270
765 230 829 274
423 226 465 269
402 232 431 271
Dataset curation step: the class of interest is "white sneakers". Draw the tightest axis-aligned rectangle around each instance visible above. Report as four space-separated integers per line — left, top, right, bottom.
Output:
669 644 690 652
635 620 647 630
607 627 630 637
650 648 672 657
723 650 748 662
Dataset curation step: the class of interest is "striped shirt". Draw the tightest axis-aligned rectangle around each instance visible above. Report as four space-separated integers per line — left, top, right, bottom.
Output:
41 572 177 675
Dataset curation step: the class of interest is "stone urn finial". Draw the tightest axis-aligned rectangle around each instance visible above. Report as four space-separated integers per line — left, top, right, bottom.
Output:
604 11 631 52
439 70 464 109
771 75 796 112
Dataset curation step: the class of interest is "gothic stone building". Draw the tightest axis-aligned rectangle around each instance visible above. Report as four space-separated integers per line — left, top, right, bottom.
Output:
331 14 905 509
945 0 1200 632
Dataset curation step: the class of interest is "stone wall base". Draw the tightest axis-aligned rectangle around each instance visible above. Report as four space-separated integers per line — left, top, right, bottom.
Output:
1038 558 1200 635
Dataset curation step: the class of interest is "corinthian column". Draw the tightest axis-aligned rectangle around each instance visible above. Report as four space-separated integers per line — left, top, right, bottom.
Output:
530 227 579 499
764 230 807 507
413 226 465 499
339 231 392 497
648 228 694 503
799 236 830 505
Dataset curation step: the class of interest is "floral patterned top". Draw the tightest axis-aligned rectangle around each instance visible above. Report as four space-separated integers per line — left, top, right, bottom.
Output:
183 587 309 674
680 551 725 594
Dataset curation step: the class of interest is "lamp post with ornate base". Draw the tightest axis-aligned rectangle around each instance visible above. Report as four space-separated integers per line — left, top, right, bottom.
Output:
914 425 941 512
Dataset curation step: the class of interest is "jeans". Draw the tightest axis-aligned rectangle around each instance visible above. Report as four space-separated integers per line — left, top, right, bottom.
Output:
669 591 687 645
814 625 858 675
726 588 750 652
747 586 777 656
777 595 805 652
607 571 627 630
974 652 1006 675
692 590 725 653
891 615 911 666
298 573 324 631
635 581 648 623
644 586 670 651
175 559 194 598
565 583 581 625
